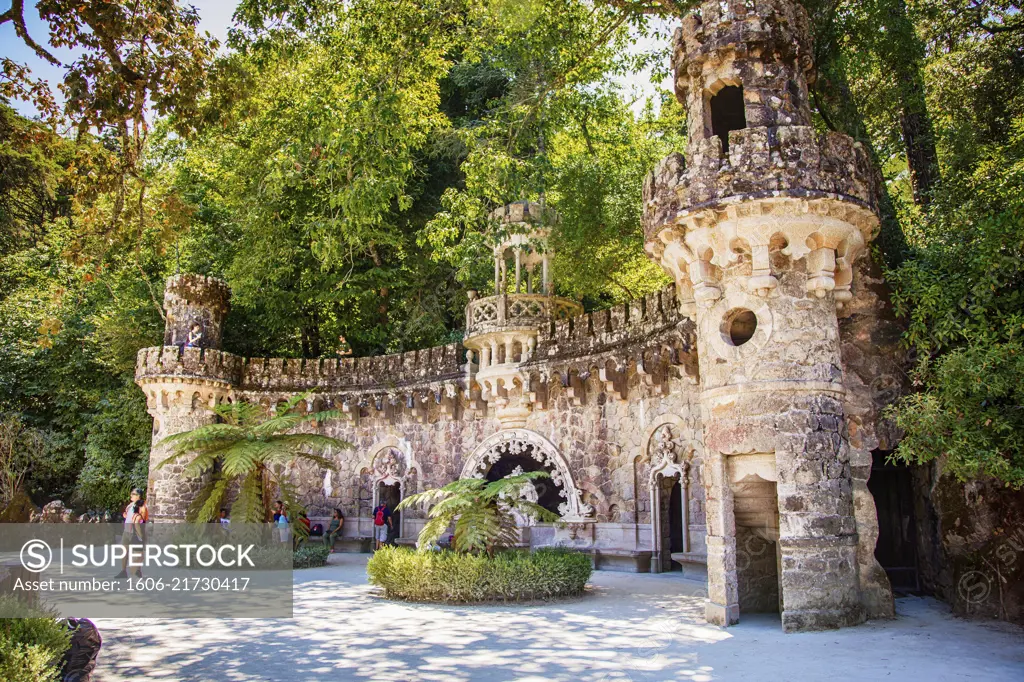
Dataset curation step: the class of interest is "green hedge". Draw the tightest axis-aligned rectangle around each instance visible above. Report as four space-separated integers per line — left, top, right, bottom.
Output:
293 543 330 569
367 546 592 602
0 598 70 682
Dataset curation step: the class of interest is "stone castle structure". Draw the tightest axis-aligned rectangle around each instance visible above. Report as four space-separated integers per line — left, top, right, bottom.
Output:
136 0 904 632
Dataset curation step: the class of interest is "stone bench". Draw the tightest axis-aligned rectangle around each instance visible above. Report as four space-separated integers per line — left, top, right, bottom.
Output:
670 551 708 581
306 535 373 553
565 548 652 573
595 549 652 573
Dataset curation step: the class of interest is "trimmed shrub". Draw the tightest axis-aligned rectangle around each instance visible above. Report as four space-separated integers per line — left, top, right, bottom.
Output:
293 543 330 569
0 598 71 682
367 546 592 602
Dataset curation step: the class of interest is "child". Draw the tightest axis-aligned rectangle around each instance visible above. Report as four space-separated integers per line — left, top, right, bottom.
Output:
276 508 291 545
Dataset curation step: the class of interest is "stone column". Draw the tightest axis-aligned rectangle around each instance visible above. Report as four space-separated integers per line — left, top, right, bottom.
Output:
703 450 739 625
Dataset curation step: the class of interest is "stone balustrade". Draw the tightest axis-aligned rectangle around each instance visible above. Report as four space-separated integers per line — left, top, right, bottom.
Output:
465 293 582 337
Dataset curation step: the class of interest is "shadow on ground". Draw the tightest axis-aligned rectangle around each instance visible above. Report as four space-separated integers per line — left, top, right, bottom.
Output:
94 554 1024 682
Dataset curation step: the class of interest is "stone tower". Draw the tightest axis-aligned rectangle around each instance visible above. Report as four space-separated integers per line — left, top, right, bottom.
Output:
136 274 239 520
643 0 885 631
463 201 583 427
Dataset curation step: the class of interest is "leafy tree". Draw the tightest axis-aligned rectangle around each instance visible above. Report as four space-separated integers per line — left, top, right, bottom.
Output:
159 394 351 523
398 471 558 555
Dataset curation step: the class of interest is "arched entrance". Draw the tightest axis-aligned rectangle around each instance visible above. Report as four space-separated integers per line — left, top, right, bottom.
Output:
461 429 592 522
644 421 702 576
360 439 419 541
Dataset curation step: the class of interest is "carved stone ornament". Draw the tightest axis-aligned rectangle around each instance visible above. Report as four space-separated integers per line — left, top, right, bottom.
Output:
460 429 594 522
373 448 405 485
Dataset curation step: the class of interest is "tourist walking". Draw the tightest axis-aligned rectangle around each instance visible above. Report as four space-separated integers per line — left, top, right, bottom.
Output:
372 501 392 550
114 487 148 579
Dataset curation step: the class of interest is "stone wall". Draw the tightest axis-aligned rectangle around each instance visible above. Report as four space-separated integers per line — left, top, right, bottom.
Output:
265 361 706 553
137 284 709 559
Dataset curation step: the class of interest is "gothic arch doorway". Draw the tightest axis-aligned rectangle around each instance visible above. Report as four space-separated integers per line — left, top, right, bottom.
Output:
645 421 700 575
360 440 418 540
461 430 592 522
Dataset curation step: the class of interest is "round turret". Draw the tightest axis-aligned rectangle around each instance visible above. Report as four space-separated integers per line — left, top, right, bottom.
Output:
640 0 890 633
162 274 231 350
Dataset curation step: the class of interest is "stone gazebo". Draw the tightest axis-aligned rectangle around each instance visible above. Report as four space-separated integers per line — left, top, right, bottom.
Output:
463 201 583 427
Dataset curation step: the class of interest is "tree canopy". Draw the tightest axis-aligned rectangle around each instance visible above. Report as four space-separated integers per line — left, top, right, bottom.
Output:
1 0 1022 508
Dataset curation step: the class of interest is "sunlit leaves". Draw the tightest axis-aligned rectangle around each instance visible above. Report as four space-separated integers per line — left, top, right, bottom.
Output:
398 471 559 554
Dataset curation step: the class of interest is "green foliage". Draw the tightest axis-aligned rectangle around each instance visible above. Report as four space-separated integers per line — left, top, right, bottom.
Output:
0 599 70 682
420 0 678 305
398 471 559 554
886 114 1024 487
367 545 592 602
160 393 351 523
292 543 330 569
2 0 1023 509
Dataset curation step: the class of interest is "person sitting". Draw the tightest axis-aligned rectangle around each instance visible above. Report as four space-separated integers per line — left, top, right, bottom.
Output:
325 509 345 553
185 322 203 348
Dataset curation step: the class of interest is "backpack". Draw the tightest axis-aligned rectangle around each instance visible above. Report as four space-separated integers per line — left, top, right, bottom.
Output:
62 618 101 682
374 507 386 526
310 523 323 536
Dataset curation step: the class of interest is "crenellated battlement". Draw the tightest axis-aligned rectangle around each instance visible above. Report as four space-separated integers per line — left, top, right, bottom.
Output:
163 273 231 313
676 1 813 82
643 125 877 241
541 286 684 358
239 343 464 392
135 345 243 387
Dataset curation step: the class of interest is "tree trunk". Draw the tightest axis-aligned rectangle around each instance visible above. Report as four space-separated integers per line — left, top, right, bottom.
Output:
812 58 909 268
885 0 941 207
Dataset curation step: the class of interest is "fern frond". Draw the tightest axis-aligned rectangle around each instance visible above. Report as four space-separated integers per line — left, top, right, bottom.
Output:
232 468 267 523
252 412 307 436
181 451 220 478
510 500 560 524
481 471 549 499
416 513 455 550
270 433 349 453
189 475 230 523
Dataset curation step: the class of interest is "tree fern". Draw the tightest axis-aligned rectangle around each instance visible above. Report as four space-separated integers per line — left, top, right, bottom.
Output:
159 392 351 525
398 471 560 555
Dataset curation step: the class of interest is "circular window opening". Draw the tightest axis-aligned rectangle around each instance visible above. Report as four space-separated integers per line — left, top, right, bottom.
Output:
723 309 757 346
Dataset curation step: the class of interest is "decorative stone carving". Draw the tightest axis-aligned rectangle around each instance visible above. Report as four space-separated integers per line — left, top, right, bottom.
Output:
373 448 404 485
461 429 593 523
